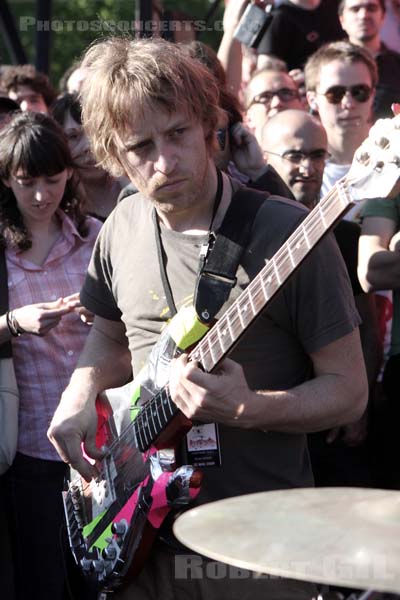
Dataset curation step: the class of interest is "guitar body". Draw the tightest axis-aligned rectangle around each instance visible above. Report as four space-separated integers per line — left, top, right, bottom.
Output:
63 307 207 592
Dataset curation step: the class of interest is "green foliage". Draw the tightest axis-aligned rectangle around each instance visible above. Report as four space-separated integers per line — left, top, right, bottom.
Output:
1 0 224 88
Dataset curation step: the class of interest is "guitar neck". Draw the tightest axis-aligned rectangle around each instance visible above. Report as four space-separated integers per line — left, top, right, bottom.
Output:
190 179 353 372
133 179 353 451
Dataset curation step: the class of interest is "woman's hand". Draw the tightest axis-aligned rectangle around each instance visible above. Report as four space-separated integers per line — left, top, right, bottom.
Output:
13 296 80 336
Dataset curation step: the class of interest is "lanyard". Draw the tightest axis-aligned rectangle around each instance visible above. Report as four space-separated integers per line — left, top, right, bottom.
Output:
153 168 223 317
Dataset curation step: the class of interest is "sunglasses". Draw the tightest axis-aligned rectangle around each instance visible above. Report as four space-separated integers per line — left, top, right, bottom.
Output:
248 88 299 109
265 149 331 165
318 84 373 104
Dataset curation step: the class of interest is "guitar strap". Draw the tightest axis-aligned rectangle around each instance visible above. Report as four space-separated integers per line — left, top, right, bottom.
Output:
194 185 268 324
0 246 11 359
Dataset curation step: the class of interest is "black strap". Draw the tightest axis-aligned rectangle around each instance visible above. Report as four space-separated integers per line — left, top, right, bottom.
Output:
0 246 12 359
153 209 178 317
194 187 268 323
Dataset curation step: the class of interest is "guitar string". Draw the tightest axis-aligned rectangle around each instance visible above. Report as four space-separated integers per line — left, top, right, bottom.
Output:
75 179 352 494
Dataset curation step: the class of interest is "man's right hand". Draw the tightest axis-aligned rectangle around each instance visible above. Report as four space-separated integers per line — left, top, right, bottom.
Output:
47 387 104 482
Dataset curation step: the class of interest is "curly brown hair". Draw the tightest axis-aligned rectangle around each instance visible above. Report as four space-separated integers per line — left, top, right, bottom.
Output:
0 112 87 251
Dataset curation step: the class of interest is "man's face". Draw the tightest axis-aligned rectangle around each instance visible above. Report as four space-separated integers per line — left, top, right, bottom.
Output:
307 59 374 140
340 0 385 44
246 72 303 142
8 85 48 114
117 108 213 217
264 120 328 207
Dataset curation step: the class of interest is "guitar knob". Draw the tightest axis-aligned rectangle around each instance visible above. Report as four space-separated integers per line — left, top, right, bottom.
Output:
80 558 92 572
356 150 370 164
374 160 385 172
102 546 117 560
111 521 127 536
91 559 105 573
376 136 390 149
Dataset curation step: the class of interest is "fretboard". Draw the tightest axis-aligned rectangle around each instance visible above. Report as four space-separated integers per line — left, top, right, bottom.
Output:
190 179 352 371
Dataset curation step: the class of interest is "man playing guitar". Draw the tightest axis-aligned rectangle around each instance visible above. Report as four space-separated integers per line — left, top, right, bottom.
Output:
48 36 368 600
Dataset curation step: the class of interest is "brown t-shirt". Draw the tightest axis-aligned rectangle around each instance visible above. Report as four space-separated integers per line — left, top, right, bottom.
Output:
81 188 360 499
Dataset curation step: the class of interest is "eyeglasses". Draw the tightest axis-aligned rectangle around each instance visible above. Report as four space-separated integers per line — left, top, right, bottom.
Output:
264 149 331 165
247 88 299 109
317 84 373 104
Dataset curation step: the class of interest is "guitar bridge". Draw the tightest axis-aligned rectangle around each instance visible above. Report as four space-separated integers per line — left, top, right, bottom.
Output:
90 454 117 517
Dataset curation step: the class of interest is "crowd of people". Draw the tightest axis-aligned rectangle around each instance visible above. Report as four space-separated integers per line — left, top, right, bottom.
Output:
0 0 399 599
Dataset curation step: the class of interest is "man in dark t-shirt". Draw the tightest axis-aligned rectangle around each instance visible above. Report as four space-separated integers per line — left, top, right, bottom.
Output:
48 37 367 600
257 0 345 71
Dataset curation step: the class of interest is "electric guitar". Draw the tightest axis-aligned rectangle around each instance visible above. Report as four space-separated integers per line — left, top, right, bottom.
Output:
63 118 400 593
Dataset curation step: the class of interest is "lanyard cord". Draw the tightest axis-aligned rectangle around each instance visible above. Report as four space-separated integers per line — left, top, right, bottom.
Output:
152 168 224 317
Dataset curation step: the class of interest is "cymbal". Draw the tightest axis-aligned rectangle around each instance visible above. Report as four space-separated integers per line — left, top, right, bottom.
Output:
173 487 400 594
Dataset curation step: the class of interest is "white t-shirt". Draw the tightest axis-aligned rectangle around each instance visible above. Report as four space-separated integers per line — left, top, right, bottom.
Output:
321 161 366 222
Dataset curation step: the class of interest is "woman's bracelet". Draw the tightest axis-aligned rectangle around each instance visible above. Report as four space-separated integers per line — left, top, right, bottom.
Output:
6 310 24 337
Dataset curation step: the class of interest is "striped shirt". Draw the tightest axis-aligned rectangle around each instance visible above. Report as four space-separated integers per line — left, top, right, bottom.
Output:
7 211 102 461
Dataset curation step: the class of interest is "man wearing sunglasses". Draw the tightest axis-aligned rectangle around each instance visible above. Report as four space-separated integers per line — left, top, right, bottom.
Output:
339 0 400 118
305 40 377 206
245 67 304 144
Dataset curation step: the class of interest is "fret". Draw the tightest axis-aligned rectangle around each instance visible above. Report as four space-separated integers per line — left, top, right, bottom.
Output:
272 259 282 285
141 409 153 444
236 301 245 329
260 272 269 300
248 287 257 315
286 241 297 269
153 398 163 429
206 334 217 366
318 202 327 229
164 388 175 417
302 224 311 249
216 322 228 353
159 390 168 422
226 310 236 340
240 290 252 323
148 402 157 437
220 318 233 343
134 418 145 450
195 342 207 370
137 414 150 449
336 182 351 210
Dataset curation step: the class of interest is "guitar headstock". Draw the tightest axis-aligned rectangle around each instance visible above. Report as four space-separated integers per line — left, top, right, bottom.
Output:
347 114 400 202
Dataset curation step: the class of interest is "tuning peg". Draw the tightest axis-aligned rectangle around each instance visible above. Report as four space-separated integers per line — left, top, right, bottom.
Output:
356 150 370 164
373 160 385 172
375 136 390 149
